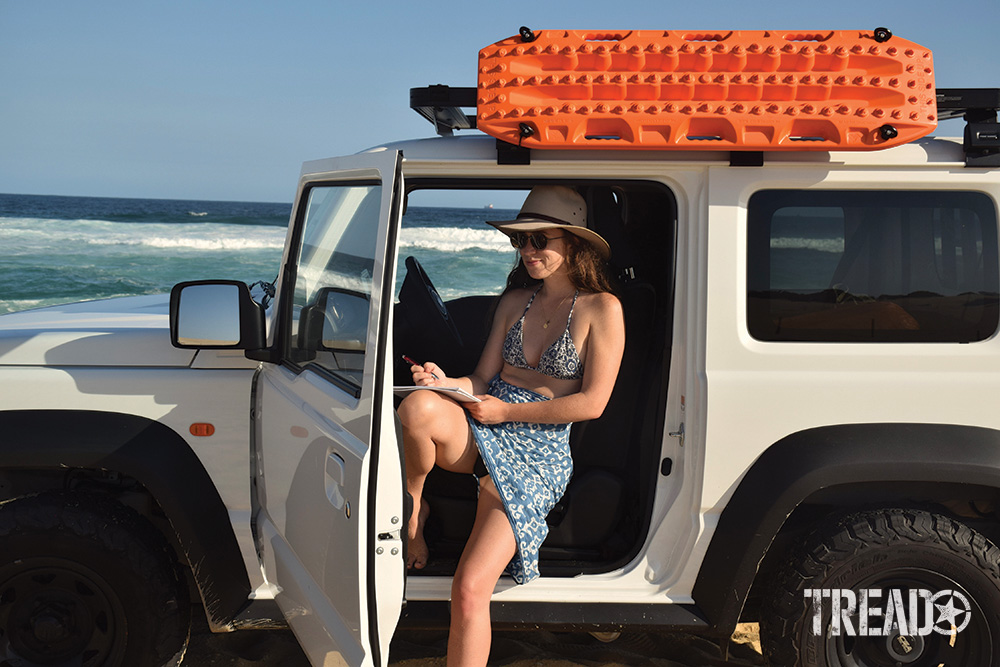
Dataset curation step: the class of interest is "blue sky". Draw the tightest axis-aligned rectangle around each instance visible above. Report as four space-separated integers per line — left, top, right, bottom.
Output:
1 0 996 203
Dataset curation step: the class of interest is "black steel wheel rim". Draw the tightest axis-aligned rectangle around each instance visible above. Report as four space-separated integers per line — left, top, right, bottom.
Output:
820 568 990 667
0 557 127 667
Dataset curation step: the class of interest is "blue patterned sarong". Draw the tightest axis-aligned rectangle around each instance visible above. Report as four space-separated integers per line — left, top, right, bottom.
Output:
467 375 573 584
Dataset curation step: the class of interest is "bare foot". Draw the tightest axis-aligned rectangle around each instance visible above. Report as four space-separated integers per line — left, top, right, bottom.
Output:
407 500 431 569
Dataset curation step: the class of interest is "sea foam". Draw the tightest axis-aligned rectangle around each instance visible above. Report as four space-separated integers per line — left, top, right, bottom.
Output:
0 216 287 252
400 226 511 253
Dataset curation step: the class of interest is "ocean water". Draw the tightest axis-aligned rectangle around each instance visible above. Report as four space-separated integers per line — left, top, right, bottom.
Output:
0 194 519 314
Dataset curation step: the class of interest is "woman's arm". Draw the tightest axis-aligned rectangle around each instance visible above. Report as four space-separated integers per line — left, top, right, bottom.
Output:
466 292 625 425
408 291 523 395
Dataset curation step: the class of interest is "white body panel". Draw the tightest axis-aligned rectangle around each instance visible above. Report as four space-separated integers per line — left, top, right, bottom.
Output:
701 166 1000 513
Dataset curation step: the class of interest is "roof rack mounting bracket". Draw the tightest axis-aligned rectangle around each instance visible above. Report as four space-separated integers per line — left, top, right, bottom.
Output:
496 139 531 165
730 152 764 167
409 85 477 137
936 88 1000 167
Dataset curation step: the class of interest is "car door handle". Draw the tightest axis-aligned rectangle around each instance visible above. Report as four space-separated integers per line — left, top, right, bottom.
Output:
325 451 347 511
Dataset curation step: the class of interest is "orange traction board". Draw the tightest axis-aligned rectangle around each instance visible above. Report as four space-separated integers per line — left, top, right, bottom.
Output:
477 29 936 151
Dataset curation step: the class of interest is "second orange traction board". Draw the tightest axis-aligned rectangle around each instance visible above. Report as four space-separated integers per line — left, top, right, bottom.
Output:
477 30 936 151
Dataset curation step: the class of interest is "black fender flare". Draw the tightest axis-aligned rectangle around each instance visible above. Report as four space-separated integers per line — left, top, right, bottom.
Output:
0 410 251 626
692 423 1000 633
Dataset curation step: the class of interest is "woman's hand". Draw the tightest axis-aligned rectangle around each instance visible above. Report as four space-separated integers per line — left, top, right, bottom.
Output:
410 361 446 387
464 395 510 425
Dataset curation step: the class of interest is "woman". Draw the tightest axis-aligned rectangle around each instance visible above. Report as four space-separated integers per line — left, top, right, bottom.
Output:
397 185 625 666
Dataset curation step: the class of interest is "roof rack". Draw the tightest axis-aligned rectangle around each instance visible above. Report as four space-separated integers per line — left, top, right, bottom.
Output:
411 84 1000 168
410 24 997 169
936 88 1000 167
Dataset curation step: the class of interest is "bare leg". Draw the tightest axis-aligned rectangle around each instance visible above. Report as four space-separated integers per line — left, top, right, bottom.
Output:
447 477 517 667
398 390 479 569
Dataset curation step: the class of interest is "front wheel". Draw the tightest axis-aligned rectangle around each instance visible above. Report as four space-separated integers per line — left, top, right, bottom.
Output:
0 492 190 667
760 508 1000 666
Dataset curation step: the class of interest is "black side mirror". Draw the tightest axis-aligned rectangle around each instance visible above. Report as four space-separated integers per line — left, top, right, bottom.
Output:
170 280 265 350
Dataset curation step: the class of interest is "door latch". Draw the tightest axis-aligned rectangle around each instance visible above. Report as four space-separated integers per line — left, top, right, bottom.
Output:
669 423 685 448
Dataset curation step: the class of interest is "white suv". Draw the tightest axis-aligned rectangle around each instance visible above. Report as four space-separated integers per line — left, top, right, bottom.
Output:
2 28 999 667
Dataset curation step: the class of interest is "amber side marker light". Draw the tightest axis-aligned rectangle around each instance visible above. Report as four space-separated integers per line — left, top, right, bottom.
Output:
190 423 216 437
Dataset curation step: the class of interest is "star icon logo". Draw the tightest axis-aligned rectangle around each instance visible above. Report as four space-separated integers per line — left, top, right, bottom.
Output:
930 590 972 636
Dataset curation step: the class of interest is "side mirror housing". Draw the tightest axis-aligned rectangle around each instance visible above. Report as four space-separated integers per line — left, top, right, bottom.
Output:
298 287 369 353
170 280 266 350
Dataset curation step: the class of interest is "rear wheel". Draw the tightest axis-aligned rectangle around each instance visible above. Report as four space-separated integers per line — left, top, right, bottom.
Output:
0 492 190 667
760 508 1000 666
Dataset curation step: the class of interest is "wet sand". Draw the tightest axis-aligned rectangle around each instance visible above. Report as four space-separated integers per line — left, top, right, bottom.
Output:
183 612 765 667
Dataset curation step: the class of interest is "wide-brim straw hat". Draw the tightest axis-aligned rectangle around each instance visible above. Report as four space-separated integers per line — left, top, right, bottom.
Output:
487 186 611 260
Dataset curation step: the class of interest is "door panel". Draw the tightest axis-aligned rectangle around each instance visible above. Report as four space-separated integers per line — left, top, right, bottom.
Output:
254 150 404 666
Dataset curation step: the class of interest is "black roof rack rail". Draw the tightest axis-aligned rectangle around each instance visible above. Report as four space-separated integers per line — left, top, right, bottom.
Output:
936 88 1000 167
410 85 477 136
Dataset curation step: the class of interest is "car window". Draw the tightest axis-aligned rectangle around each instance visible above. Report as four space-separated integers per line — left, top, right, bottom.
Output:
287 183 381 389
748 190 1000 342
396 188 524 301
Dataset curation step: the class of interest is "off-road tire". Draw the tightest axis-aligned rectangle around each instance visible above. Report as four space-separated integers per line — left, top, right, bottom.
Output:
760 508 1000 667
0 492 190 667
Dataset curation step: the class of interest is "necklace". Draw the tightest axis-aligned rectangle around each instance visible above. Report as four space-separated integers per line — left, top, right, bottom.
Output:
540 293 571 329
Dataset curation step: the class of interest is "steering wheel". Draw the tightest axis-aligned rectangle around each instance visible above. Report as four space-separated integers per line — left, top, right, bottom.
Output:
400 256 464 351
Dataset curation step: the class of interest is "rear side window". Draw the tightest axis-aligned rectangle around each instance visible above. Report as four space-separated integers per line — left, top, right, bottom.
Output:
747 190 999 342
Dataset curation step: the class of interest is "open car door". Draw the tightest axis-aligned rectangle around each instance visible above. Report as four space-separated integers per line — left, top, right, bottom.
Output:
253 149 405 666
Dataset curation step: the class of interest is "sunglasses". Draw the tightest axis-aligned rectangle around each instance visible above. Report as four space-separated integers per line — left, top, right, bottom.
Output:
510 232 566 251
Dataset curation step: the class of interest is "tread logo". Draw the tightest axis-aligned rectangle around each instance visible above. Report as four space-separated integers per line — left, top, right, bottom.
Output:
804 588 972 637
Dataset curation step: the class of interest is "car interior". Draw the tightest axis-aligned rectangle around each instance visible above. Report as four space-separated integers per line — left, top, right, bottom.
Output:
393 181 677 577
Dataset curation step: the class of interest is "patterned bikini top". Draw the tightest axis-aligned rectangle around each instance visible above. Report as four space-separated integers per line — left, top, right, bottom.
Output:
502 287 584 380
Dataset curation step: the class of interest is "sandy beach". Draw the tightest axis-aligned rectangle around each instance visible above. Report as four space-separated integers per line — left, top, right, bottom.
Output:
183 611 765 667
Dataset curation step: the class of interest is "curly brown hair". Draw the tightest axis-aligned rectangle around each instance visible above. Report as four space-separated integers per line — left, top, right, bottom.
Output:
502 233 615 295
